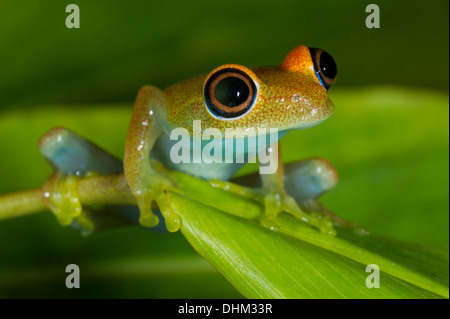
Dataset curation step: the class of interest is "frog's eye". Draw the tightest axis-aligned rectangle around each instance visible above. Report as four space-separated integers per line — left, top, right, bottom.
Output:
204 68 257 119
309 48 337 90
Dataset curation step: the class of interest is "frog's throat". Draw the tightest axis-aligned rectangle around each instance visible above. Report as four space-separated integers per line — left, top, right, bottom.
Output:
152 130 288 180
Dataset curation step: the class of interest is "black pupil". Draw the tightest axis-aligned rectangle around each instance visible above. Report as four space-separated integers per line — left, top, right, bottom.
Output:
214 77 249 107
319 51 337 79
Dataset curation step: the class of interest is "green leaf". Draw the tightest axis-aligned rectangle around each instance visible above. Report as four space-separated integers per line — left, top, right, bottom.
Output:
165 168 448 298
172 193 445 298
0 87 448 298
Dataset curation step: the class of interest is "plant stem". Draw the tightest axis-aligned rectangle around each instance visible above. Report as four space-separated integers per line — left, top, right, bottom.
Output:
0 174 136 221
0 188 45 219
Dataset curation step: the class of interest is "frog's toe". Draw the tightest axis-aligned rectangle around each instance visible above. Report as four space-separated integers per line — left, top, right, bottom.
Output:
257 190 336 236
209 178 336 236
135 174 181 232
135 193 159 228
259 193 282 230
209 179 264 201
259 191 317 230
156 190 180 232
41 172 95 235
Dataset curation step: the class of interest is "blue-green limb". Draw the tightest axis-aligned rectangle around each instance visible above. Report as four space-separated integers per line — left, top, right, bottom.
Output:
37 127 168 234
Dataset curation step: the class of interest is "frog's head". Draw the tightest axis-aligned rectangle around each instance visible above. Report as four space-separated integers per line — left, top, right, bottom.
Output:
202 45 337 132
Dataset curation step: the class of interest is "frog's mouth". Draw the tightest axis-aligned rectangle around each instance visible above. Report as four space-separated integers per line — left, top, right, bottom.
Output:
283 98 335 132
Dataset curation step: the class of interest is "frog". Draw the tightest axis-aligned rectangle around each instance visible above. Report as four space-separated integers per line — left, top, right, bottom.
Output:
38 45 339 235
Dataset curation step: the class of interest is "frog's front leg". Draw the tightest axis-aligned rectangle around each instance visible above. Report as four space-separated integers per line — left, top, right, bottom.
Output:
211 146 337 235
124 85 180 232
257 145 335 234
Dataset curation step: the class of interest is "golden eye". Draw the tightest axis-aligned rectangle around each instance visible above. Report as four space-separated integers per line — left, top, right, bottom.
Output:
204 68 257 119
309 48 337 90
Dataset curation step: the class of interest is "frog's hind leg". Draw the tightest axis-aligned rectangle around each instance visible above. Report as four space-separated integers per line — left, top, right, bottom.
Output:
282 157 338 202
38 127 155 233
231 157 338 201
38 127 123 176
283 158 355 228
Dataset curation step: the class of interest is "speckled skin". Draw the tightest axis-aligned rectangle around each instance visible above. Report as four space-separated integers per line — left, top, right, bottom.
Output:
123 45 338 232
165 46 334 133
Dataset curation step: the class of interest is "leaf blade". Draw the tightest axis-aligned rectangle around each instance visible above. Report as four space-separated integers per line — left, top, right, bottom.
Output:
172 193 444 298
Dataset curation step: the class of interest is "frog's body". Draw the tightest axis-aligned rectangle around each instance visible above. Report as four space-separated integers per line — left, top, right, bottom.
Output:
152 56 334 181
39 45 339 235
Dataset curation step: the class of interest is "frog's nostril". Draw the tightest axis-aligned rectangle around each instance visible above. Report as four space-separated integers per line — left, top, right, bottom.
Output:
291 94 301 103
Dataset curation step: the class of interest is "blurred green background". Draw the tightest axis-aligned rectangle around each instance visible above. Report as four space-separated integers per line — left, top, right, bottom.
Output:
0 0 448 298
0 0 448 110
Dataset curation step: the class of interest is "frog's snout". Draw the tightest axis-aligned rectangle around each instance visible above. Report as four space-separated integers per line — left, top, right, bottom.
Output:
325 98 335 118
315 97 335 125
